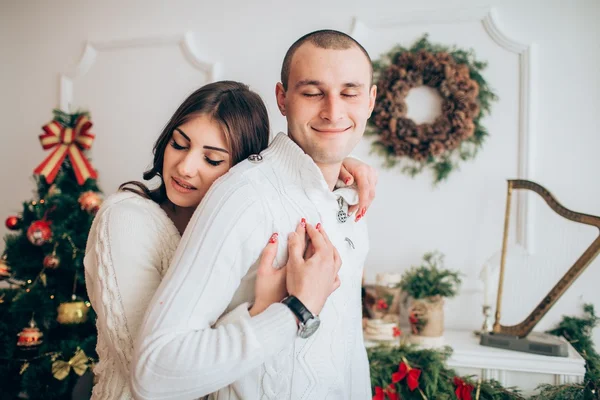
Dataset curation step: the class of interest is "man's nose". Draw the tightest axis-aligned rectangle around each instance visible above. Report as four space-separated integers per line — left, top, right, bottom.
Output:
319 95 344 122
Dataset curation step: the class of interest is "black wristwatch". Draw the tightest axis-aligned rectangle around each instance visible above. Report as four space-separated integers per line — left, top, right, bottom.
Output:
281 296 321 339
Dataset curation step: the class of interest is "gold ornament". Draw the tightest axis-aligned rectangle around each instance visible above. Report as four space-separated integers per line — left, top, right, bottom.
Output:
16 318 43 348
57 298 89 324
78 191 102 214
48 184 62 197
20 362 30 375
51 348 89 380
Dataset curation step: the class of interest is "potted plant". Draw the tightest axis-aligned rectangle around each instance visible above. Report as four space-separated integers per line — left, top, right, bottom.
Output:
399 251 462 342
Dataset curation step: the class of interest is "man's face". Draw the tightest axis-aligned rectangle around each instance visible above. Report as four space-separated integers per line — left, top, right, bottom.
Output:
276 43 376 166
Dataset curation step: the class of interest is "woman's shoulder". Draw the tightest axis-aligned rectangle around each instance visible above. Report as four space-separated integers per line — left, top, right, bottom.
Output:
100 191 161 217
96 191 178 237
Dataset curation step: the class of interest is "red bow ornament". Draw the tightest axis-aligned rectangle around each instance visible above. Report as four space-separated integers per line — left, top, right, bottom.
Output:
392 362 421 391
34 115 97 185
453 377 474 400
373 384 400 400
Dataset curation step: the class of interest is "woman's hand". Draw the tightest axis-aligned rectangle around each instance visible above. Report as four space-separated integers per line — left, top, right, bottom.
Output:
249 220 342 317
285 221 341 316
249 233 288 316
339 157 378 222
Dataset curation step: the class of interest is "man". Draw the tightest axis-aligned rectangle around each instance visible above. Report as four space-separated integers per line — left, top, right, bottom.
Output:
132 30 377 400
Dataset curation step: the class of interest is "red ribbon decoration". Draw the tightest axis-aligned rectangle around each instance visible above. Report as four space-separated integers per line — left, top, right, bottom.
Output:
373 386 385 400
392 362 421 391
34 115 97 185
408 311 420 334
376 299 389 310
453 377 474 400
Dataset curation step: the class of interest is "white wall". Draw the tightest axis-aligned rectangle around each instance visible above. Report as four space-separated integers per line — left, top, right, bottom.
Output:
1 0 599 345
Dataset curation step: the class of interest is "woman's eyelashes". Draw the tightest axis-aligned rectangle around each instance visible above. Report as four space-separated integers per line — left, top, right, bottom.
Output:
170 139 225 167
170 139 186 150
204 156 224 166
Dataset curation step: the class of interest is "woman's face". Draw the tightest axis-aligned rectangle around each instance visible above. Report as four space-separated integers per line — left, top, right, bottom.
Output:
162 114 231 209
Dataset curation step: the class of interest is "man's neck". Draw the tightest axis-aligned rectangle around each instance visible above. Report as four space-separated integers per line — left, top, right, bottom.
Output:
315 162 342 191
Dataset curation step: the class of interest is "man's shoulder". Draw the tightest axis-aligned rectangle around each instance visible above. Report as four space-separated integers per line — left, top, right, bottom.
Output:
201 156 277 211
221 151 282 187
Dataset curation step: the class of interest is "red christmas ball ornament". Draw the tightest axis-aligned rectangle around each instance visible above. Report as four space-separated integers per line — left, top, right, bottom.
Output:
5 215 21 230
78 191 102 214
43 254 60 269
16 318 44 348
27 220 53 246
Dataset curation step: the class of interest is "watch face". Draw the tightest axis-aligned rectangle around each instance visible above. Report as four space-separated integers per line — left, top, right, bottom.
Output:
299 317 320 339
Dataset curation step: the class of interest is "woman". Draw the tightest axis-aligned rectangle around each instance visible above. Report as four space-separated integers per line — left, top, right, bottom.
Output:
84 80 377 399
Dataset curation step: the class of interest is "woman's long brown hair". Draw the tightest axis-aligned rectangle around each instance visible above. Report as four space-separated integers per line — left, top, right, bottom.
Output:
120 81 270 203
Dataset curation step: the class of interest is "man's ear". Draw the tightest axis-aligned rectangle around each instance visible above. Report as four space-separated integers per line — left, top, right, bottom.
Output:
368 84 377 117
275 82 287 116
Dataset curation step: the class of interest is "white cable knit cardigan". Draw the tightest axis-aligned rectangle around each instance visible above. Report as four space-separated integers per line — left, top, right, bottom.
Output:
84 191 182 399
131 133 372 400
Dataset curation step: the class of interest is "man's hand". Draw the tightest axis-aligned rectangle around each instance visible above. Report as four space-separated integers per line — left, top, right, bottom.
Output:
339 157 378 222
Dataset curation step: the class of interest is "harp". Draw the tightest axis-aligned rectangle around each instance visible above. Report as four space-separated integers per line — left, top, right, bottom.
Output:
480 179 600 356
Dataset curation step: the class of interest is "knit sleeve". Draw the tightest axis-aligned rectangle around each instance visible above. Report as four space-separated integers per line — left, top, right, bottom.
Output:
85 199 169 381
131 175 297 400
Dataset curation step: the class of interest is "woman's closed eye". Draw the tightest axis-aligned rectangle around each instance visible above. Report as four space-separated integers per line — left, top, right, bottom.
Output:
170 139 187 150
171 139 224 166
205 156 225 166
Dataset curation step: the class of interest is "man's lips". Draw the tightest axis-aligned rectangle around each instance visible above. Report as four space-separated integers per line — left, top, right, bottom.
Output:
311 127 351 133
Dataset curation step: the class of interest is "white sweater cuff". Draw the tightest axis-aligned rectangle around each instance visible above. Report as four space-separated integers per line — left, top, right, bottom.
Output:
214 302 252 327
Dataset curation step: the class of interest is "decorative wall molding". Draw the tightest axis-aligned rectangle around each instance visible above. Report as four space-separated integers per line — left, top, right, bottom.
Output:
350 7 536 253
59 32 221 113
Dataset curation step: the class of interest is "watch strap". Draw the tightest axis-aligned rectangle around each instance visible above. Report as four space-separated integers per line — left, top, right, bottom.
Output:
281 296 314 324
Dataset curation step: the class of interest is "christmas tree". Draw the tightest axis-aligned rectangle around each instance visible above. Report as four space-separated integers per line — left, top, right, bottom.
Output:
0 110 103 399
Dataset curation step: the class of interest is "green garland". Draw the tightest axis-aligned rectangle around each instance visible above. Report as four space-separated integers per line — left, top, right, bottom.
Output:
367 304 599 399
366 34 498 184
368 344 524 399
533 304 599 399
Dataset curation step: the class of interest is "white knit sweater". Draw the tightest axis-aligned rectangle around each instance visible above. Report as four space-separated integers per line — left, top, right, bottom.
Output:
131 133 372 400
84 191 181 400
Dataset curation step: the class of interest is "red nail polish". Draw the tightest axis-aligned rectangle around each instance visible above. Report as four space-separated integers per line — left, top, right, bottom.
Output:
361 208 367 217
269 233 278 243
345 177 351 185
316 223 322 230
356 214 362 222
301 218 306 228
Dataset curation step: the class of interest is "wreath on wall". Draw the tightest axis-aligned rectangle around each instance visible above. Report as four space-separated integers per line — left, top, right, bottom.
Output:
367 35 498 184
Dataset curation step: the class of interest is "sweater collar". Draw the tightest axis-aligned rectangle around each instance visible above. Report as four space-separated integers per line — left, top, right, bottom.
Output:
261 132 359 206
